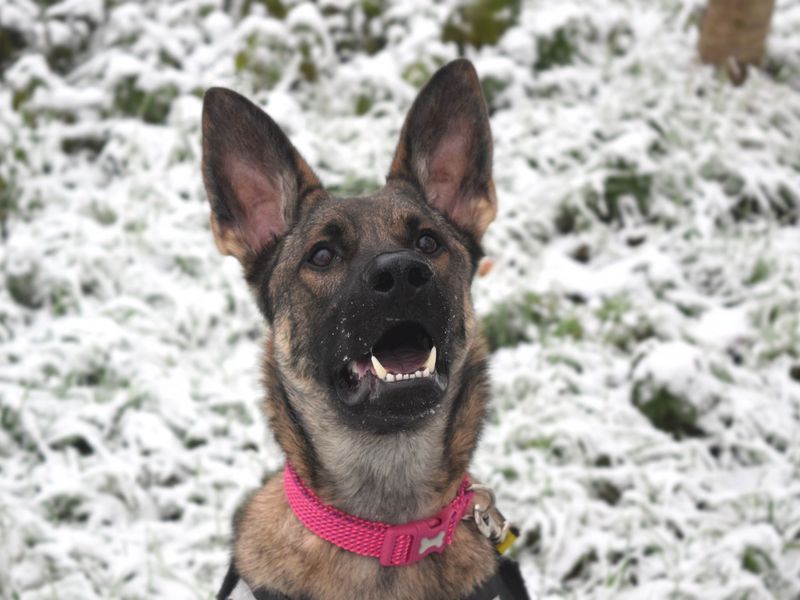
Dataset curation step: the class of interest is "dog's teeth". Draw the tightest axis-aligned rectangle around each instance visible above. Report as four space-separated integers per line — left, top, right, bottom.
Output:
414 370 422 378
425 346 436 373
422 368 431 377
386 373 395 382
371 355 387 380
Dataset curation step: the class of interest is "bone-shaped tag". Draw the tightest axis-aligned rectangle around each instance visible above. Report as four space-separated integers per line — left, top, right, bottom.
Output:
418 531 445 555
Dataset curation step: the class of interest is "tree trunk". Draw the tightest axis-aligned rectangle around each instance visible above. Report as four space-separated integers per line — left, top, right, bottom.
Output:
698 0 776 85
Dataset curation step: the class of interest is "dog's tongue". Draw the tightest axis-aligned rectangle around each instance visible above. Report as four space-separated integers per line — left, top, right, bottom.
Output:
374 345 428 374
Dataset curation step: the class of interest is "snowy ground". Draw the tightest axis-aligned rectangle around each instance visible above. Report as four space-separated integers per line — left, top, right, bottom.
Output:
1 0 799 598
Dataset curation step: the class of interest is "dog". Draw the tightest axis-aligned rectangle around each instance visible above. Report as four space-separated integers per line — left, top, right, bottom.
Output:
202 59 530 600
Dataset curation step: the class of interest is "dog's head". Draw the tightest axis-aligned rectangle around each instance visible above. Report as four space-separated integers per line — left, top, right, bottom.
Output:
202 59 495 435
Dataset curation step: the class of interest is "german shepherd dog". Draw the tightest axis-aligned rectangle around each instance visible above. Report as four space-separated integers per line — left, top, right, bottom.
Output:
203 59 528 600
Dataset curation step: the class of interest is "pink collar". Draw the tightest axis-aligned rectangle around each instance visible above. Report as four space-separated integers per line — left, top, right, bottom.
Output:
283 462 474 567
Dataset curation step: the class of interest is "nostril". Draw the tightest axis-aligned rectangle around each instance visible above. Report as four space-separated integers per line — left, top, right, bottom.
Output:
408 265 433 288
373 271 394 293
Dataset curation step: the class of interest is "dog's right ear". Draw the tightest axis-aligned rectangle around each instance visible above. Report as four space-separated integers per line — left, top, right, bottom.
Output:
202 88 322 262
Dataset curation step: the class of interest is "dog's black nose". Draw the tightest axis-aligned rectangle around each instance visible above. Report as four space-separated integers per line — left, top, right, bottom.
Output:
365 251 433 299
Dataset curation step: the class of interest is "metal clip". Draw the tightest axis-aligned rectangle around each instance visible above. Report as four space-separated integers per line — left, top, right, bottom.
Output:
466 484 509 545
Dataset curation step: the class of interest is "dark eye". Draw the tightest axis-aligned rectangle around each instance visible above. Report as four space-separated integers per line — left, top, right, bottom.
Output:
416 233 439 254
309 246 335 268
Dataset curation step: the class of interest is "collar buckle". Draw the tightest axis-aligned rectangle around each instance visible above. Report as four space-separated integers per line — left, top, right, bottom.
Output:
380 502 458 566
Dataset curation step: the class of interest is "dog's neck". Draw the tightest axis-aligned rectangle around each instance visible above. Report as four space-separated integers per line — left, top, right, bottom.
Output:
265 336 489 525
312 413 453 523
278 378 458 523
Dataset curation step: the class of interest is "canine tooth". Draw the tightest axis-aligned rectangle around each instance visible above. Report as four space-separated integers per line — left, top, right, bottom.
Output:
425 346 436 373
371 355 387 380
386 373 395 382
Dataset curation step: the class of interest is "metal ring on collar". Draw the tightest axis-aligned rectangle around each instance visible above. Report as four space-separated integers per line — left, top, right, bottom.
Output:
465 484 495 516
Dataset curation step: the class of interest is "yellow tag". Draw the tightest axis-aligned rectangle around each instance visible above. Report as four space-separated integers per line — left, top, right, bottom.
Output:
495 528 518 555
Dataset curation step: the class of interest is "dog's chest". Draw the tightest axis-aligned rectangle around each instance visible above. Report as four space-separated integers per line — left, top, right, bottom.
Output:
233 477 498 600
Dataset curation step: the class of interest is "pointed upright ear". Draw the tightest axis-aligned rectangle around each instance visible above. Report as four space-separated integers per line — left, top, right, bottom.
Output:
202 88 322 262
388 59 496 241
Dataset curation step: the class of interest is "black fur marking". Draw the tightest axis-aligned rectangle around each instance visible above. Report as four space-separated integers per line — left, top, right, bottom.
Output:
386 173 426 200
297 183 322 205
321 222 343 239
273 374 321 486
405 214 421 236
246 241 282 322
442 359 488 475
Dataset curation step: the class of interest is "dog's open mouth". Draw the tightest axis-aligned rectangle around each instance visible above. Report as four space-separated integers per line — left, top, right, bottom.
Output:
346 322 436 384
349 323 436 383
332 320 447 431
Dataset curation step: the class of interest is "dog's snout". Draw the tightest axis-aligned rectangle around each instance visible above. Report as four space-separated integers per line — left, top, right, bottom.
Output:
366 252 433 298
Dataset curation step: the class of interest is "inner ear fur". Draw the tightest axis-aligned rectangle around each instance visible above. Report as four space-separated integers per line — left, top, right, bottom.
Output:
202 87 322 262
389 59 496 241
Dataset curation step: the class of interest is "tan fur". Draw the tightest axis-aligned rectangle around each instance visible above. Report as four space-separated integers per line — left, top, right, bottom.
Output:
233 315 498 597
210 214 247 259
203 60 506 599
236 437 497 600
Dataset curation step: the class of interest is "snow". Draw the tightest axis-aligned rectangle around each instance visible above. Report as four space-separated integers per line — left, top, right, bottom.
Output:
1 0 799 598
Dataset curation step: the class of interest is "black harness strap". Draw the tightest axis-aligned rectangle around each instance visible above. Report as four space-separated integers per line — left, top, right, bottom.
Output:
217 563 239 600
461 556 530 600
252 587 297 600
218 556 530 600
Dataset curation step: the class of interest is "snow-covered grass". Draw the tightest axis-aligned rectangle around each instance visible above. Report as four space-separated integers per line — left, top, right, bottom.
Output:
1 0 799 598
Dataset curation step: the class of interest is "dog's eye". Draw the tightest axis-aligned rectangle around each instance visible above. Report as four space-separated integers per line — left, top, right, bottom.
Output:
416 233 439 254
309 246 335 268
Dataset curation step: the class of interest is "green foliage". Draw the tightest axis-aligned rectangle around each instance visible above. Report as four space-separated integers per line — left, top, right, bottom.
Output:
553 316 583 340
1 404 34 454
482 292 583 351
596 294 656 351
535 28 576 71
44 494 86 523
234 32 288 88
402 62 432 87
298 41 319 82
326 177 380 197
0 173 19 241
742 545 774 575
112 77 178 124
632 384 703 439
745 258 770 286
354 94 373 116
6 271 41 309
61 135 107 157
482 300 532 350
586 161 653 225
442 0 521 49
0 25 27 67
553 201 590 234
701 159 798 224
321 0 387 59
480 76 508 114
591 479 622 505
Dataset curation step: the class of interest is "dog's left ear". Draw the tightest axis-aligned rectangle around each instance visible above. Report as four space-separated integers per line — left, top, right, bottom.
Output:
389 59 496 241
